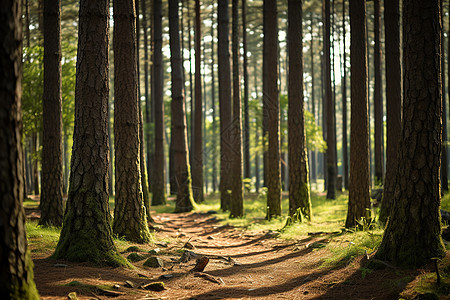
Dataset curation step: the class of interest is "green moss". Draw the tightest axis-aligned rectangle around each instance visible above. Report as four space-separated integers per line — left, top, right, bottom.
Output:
8 253 40 300
52 191 131 268
127 252 146 262
124 246 141 252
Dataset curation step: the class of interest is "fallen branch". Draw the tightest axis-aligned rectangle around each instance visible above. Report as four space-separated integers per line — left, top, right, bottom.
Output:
194 272 224 285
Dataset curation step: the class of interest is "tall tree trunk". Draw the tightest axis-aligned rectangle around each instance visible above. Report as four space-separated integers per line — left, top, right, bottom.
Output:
324 0 336 199
152 0 167 205
0 0 40 296
218 0 232 211
53 0 128 266
345 0 371 229
63 130 69 195
379 0 402 225
310 12 317 184
374 0 384 185
113 0 152 243
376 0 445 267
288 0 312 222
242 0 250 180
230 0 244 218
254 61 260 193
169 0 195 213
265 0 281 219
40 0 63 226
192 0 204 203
441 0 448 192
211 18 217 193
262 0 268 188
342 0 349 190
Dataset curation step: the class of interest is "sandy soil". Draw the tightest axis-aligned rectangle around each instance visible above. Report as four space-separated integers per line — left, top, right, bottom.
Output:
30 209 444 299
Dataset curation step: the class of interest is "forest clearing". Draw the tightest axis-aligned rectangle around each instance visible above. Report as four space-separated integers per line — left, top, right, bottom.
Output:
2 0 450 299
25 192 450 299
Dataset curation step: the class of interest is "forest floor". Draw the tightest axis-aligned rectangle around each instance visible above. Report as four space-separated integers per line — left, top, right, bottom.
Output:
26 195 450 300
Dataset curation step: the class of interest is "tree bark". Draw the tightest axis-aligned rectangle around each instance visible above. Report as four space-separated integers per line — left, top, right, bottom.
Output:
40 0 63 227
288 0 312 222
374 0 384 185
192 0 204 203
345 0 371 229
211 18 217 193
376 0 445 267
379 0 402 225
218 0 232 211
152 0 167 205
342 0 349 190
324 0 336 199
0 1 40 297
230 0 244 218
242 0 250 181
265 0 281 219
169 0 195 212
53 0 128 267
113 0 152 243
441 0 448 192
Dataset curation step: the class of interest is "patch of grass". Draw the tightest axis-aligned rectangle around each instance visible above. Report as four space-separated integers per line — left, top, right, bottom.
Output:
26 221 61 254
321 230 383 269
442 191 450 212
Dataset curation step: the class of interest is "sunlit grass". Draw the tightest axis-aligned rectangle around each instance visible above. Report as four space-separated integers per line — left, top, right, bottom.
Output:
26 221 61 254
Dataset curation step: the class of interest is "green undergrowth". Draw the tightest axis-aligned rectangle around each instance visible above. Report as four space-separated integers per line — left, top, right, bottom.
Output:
26 221 61 254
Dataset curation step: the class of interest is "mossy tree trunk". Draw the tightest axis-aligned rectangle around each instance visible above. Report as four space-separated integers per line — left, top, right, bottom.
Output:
379 0 402 225
169 0 195 213
152 0 167 206
218 0 232 212
376 0 445 267
264 0 281 219
40 0 64 227
345 0 371 229
288 0 312 222
229 0 244 218
0 1 40 297
53 0 128 267
113 0 151 243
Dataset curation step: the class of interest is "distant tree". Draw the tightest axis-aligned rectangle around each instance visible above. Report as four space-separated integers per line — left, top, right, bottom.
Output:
373 0 384 185
192 0 204 203
345 0 370 229
243 0 250 180
211 18 218 193
40 0 63 227
113 0 152 243
169 0 195 212
0 1 40 297
288 0 311 222
342 0 349 190
152 0 167 205
230 0 244 218
218 0 232 211
324 0 336 200
53 0 128 267
376 0 445 267
379 0 402 225
265 0 281 218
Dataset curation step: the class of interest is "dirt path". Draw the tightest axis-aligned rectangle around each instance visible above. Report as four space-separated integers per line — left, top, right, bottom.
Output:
32 211 425 299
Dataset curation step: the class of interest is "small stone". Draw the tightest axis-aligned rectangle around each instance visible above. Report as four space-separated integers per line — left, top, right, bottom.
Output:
124 246 141 252
127 252 146 262
124 280 135 288
160 274 174 279
148 248 161 254
143 257 165 268
207 236 215 240
142 282 166 291
67 292 78 300
53 264 68 268
112 284 120 289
